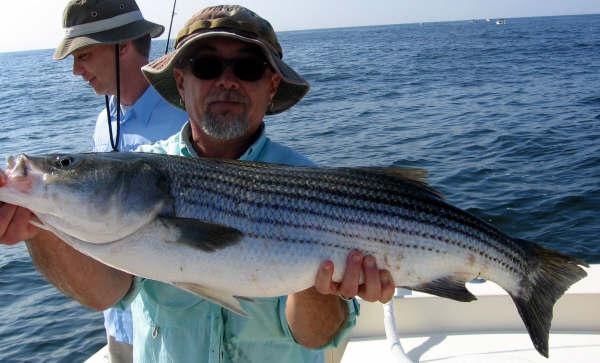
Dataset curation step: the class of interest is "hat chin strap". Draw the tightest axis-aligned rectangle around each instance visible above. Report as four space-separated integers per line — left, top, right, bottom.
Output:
105 44 121 152
64 11 143 37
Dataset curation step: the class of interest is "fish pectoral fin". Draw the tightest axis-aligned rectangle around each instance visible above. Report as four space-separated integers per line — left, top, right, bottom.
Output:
173 282 251 316
408 276 477 302
158 217 243 252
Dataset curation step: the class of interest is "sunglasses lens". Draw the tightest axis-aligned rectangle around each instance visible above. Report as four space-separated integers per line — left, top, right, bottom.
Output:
188 56 268 81
189 56 223 80
233 58 268 81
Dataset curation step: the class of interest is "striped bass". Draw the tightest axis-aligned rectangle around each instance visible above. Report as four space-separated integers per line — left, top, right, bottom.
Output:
0 152 588 357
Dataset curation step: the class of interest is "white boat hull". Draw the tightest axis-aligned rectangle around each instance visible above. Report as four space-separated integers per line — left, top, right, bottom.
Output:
326 264 600 362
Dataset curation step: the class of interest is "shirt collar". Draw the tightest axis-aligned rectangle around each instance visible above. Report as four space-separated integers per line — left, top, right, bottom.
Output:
179 122 268 161
180 122 198 158
239 123 267 161
109 85 157 125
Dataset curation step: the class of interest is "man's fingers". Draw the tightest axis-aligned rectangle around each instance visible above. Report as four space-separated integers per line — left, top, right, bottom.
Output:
0 170 7 187
338 250 363 298
379 270 396 303
0 205 36 245
0 203 19 243
314 260 337 295
359 255 381 302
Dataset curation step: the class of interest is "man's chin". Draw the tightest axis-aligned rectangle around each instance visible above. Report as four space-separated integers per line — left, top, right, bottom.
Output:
202 115 249 141
90 86 106 95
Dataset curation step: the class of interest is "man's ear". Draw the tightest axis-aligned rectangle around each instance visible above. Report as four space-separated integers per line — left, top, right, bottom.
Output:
269 74 282 99
118 41 130 58
174 68 186 100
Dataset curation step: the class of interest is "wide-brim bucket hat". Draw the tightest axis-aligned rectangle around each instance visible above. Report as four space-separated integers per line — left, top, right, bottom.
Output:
142 5 309 115
54 0 164 60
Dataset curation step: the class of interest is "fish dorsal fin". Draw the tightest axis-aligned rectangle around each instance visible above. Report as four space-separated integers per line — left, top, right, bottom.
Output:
173 282 251 316
366 166 428 182
158 217 243 252
407 276 477 302
361 166 444 200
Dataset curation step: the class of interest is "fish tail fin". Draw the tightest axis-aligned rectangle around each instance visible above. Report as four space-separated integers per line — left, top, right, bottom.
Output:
509 239 588 357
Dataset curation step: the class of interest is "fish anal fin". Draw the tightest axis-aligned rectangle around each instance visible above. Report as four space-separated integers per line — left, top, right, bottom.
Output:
159 217 243 252
408 276 476 302
173 282 251 316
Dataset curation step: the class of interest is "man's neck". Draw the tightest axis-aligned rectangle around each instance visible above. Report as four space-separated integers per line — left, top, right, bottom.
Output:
114 58 150 106
116 74 149 107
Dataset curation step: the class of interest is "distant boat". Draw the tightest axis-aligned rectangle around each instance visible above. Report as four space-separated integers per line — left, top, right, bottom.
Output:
496 18 506 25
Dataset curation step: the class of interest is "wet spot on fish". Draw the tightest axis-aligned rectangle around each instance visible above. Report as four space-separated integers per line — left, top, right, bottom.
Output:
382 254 389 268
468 254 476 267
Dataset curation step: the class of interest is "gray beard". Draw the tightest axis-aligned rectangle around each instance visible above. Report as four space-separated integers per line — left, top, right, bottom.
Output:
201 112 249 141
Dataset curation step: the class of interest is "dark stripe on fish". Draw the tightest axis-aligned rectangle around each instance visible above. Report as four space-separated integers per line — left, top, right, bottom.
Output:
177 191 522 274
176 166 522 257
176 178 527 272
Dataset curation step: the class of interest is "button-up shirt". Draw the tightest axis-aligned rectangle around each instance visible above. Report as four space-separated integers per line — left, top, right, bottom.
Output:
119 122 359 362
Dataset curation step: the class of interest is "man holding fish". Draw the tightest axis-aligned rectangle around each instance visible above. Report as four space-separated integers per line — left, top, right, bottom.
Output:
0 4 394 362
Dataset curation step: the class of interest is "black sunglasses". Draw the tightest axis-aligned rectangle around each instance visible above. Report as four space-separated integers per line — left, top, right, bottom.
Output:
188 55 270 82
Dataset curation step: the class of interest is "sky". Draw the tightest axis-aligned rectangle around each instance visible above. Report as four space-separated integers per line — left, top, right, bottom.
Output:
0 0 599 53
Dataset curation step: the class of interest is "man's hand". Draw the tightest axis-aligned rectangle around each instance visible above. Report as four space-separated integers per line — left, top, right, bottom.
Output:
286 250 396 348
0 203 40 245
0 170 40 245
314 250 395 303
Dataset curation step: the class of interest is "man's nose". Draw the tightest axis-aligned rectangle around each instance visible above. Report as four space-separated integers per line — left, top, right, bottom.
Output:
72 59 83 76
215 66 240 90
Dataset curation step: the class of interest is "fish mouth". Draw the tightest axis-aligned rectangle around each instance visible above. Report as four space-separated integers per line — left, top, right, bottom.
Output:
0 155 33 193
6 154 30 179
7 155 16 169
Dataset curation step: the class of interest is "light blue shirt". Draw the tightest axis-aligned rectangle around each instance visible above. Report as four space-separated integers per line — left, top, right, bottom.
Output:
94 85 187 344
93 86 187 152
119 122 359 363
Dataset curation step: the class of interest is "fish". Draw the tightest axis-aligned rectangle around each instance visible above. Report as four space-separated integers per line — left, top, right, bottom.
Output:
0 152 588 358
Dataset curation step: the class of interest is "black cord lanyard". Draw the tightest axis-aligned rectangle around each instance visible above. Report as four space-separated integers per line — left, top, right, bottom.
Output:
107 0 177 151
106 44 121 152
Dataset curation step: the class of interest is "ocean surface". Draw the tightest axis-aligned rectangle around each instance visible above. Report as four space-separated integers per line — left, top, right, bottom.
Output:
0 14 599 362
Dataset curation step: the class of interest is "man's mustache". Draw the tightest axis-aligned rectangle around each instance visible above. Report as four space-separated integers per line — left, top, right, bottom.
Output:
205 90 249 104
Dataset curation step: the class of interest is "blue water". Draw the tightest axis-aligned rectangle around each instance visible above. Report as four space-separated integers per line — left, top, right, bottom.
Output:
1 14 599 362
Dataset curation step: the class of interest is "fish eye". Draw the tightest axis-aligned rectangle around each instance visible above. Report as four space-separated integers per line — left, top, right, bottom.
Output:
54 156 75 169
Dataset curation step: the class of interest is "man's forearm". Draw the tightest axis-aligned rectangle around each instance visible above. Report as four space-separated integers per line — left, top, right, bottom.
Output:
286 287 348 348
26 230 132 310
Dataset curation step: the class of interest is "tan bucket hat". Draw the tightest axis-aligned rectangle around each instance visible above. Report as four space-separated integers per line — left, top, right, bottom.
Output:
142 5 309 115
54 0 164 60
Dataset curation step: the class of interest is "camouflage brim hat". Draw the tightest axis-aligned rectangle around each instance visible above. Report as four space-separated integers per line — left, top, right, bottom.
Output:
54 0 164 60
142 5 309 115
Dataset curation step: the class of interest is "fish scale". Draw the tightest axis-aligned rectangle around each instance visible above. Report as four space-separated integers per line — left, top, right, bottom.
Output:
165 158 530 299
172 161 525 274
0 152 588 358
